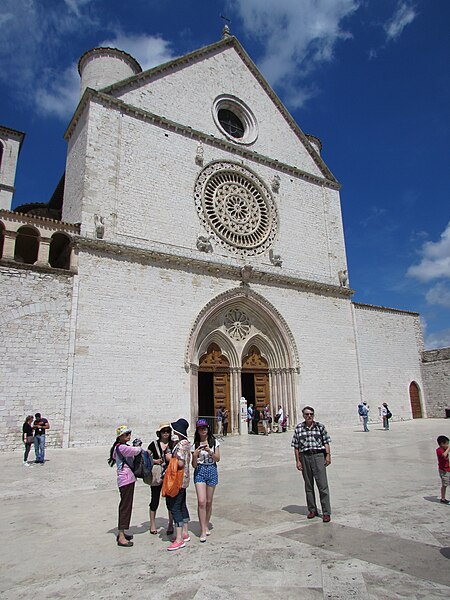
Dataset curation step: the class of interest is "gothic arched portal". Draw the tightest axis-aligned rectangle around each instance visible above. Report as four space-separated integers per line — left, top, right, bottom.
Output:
186 288 300 433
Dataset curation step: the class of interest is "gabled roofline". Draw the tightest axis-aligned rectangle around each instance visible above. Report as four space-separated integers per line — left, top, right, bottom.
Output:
98 36 339 186
64 89 340 190
0 125 25 154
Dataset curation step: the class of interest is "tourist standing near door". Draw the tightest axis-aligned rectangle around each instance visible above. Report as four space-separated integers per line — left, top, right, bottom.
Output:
216 406 223 436
291 406 332 523
33 412 49 463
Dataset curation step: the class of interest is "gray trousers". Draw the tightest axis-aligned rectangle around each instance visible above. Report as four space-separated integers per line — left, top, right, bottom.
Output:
300 452 331 516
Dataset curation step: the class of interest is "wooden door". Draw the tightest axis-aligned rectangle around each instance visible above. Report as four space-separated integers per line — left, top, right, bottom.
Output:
199 343 231 431
409 382 422 418
242 346 270 432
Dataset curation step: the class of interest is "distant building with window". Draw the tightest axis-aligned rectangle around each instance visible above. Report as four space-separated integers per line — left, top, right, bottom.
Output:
0 33 432 451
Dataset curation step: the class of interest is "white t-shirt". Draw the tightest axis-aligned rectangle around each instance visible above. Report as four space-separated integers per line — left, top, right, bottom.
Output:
191 439 220 465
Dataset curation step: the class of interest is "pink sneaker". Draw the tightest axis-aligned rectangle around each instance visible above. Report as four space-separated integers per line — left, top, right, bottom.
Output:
167 540 185 551
171 533 190 543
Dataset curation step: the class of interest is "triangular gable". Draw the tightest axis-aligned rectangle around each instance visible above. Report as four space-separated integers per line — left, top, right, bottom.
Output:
99 36 338 186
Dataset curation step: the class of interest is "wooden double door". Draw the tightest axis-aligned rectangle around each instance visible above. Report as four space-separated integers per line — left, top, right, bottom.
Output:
197 343 270 433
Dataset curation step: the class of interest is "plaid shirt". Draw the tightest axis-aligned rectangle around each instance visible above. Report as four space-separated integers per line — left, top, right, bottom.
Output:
291 421 331 452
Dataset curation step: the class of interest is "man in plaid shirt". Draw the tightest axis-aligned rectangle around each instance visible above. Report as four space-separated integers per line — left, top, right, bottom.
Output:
291 406 332 522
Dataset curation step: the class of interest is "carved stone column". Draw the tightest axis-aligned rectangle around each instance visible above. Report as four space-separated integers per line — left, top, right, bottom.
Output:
2 230 16 260
36 237 51 267
230 367 242 433
189 364 199 428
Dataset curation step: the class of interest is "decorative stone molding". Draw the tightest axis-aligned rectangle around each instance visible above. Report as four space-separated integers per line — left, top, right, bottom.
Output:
74 235 354 299
338 269 348 287
271 175 280 193
194 161 278 256
195 142 204 166
94 214 105 239
196 234 212 253
65 91 341 191
224 308 251 340
269 249 283 267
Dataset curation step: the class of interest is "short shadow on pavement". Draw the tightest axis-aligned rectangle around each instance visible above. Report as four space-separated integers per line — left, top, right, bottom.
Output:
440 547 450 560
423 496 443 504
282 505 309 516
280 522 450 587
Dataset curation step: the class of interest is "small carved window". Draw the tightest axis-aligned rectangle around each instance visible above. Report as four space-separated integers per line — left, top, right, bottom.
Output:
49 232 71 269
218 109 245 139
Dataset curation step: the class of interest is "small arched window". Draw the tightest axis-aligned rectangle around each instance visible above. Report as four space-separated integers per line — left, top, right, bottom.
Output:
15 226 39 264
0 142 4 172
0 221 5 258
49 232 71 269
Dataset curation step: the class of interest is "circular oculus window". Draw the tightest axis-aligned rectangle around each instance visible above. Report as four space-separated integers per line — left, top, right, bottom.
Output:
212 95 258 145
194 162 278 256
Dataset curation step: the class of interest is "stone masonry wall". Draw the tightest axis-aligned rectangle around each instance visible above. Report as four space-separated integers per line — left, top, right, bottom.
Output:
422 348 450 418
64 101 347 287
67 249 360 446
0 266 74 451
354 304 425 420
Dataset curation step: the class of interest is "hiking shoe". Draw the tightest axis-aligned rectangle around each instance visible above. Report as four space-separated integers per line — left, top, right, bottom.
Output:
307 511 318 519
167 540 186 551
440 499 450 505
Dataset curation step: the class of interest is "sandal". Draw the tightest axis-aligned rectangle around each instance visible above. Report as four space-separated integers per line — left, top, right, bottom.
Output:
117 540 133 547
116 534 133 541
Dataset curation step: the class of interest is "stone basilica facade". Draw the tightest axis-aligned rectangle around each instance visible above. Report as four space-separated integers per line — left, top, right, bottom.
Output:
0 33 427 450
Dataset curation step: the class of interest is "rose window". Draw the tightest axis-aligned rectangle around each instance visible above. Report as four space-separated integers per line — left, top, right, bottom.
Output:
194 162 278 256
224 308 251 340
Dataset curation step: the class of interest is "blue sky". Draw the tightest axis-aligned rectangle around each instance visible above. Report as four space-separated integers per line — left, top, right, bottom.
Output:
1 0 449 348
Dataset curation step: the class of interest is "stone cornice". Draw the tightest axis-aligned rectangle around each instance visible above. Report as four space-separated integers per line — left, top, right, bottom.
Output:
353 301 419 317
0 183 15 193
422 347 450 362
75 235 354 298
0 125 25 142
65 89 340 190
0 209 80 232
66 36 339 188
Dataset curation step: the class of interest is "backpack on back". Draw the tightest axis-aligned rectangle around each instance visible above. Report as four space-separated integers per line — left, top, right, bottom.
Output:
115 447 153 485
386 409 392 419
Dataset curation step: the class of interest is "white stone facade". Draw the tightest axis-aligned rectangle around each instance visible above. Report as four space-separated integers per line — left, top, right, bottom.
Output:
0 126 24 210
0 36 427 450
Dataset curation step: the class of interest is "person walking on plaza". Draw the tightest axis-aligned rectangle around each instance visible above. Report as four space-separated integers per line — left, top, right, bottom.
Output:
436 435 450 504
381 402 391 430
262 404 269 435
109 425 143 547
274 405 284 432
291 406 332 522
222 408 229 436
216 406 223 436
360 401 370 432
166 418 191 551
252 405 260 434
192 419 220 542
247 403 253 434
22 415 35 466
33 412 49 463
148 422 174 535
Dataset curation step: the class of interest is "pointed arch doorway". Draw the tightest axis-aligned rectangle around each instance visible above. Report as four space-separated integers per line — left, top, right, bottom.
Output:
242 345 270 433
198 343 230 433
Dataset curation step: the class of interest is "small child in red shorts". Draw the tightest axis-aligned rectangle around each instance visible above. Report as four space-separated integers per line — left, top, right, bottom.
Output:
436 435 450 504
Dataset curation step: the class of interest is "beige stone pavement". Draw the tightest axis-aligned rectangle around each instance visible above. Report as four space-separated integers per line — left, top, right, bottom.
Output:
0 418 449 599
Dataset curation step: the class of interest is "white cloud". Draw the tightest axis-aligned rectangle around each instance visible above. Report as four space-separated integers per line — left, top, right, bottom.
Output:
425 282 450 309
35 65 80 120
100 33 175 71
230 0 359 107
407 222 450 282
425 327 450 350
384 2 417 41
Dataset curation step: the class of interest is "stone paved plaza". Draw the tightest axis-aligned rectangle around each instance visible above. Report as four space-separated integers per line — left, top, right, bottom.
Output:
1 418 449 599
